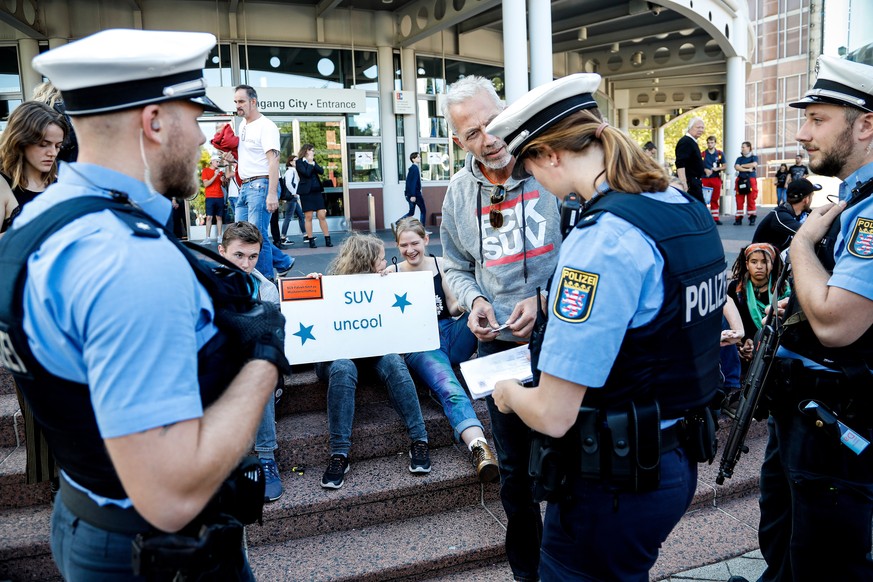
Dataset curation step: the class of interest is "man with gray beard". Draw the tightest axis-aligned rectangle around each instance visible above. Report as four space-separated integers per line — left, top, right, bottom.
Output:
440 76 562 581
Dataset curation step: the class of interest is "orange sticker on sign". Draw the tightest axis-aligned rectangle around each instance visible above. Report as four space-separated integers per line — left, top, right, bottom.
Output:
280 277 324 301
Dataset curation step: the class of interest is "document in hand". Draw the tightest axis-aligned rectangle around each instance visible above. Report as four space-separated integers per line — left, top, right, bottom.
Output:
459 345 534 400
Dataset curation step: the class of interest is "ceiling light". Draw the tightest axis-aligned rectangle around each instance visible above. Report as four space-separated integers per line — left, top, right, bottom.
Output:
609 43 620 53
577 27 587 41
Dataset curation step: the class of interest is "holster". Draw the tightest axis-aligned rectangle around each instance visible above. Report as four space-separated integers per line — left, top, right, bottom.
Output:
528 431 568 503
529 401 676 497
132 513 246 581
680 407 718 464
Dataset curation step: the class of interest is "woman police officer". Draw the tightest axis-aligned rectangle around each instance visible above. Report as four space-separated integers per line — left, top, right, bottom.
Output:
489 74 726 581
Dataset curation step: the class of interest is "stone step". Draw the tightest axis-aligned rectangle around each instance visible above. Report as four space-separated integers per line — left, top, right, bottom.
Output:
0 423 769 582
0 386 492 511
0 393 23 448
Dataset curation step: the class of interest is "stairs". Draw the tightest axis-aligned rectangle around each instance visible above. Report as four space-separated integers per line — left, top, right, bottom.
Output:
0 367 767 581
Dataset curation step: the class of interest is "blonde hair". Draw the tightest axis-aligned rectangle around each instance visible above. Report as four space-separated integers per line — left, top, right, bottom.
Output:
31 82 62 108
518 109 669 194
328 232 385 275
393 217 427 243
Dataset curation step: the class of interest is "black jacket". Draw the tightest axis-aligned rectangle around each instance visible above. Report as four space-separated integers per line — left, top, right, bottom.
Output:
296 159 324 196
752 203 805 252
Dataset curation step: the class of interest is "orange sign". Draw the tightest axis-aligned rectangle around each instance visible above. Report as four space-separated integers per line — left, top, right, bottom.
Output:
280 277 324 301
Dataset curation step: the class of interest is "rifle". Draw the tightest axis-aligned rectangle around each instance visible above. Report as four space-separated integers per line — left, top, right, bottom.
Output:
716 257 791 485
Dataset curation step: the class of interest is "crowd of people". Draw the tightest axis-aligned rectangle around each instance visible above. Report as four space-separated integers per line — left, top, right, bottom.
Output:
0 24 871 582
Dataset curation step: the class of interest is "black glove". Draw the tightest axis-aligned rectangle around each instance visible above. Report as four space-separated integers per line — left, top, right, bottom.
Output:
214 302 291 375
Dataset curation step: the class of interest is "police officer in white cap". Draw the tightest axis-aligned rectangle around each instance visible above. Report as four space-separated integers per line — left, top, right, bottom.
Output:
488 73 725 581
0 29 289 580
752 55 873 582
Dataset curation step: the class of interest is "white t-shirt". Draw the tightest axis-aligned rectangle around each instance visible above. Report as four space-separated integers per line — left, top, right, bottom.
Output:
237 115 280 179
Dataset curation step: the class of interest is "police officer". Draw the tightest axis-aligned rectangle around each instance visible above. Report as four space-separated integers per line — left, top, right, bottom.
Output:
751 178 820 252
488 74 725 581
754 55 873 582
0 30 288 580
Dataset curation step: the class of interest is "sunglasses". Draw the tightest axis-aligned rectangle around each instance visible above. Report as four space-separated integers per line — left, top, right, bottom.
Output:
489 185 506 228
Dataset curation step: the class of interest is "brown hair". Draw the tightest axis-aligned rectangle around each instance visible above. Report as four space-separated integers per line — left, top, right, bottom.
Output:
0 101 67 191
393 217 427 242
297 143 315 159
518 109 669 194
221 221 263 249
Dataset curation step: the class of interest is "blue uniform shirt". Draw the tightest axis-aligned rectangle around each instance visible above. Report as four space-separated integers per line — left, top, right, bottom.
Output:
16 163 217 445
778 160 873 367
735 154 758 179
538 188 690 389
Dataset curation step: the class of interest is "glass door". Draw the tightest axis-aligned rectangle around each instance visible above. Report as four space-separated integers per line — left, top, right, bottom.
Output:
276 116 349 233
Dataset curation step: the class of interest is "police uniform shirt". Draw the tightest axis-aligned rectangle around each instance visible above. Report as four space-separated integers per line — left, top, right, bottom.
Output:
15 163 217 499
777 160 873 367
537 188 688 389
831 161 873 299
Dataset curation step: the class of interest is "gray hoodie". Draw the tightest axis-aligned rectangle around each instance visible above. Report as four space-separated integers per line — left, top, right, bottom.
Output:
440 152 562 342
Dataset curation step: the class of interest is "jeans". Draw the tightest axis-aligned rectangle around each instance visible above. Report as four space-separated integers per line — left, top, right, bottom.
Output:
282 198 306 237
51 490 255 581
480 339 542 581
269 241 293 273
400 195 427 225
255 388 277 460
758 411 873 581
316 355 428 457
776 187 787 205
236 178 273 276
539 448 697 581
405 315 482 441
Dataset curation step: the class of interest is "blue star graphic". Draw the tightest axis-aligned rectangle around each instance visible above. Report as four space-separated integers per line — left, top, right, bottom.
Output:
293 323 316 345
392 293 412 313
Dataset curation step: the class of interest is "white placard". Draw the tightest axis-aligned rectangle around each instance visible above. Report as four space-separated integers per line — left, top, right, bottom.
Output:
427 152 443 165
355 151 374 166
280 272 439 364
393 90 416 114
206 87 367 114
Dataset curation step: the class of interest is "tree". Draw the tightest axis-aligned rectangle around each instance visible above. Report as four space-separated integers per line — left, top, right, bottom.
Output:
629 104 724 170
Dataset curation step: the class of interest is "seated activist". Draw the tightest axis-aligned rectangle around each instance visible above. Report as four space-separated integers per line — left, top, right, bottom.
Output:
315 232 430 489
728 243 790 364
388 217 499 483
218 221 285 502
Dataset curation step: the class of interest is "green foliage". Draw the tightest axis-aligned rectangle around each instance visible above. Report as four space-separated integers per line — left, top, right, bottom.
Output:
663 105 724 166
627 105 724 170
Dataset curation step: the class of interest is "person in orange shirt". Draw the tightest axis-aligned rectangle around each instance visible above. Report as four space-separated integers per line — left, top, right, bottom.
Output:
202 154 226 241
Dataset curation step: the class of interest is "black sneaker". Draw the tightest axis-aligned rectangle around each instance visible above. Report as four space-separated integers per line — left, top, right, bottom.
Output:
734 218 743 225
409 440 431 473
748 215 756 226
321 454 349 489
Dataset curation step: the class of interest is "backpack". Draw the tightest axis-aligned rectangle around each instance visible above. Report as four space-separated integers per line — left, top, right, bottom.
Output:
279 170 298 201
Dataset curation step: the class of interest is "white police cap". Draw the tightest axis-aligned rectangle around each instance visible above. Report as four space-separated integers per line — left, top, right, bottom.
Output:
487 73 602 157
789 55 873 113
32 29 224 117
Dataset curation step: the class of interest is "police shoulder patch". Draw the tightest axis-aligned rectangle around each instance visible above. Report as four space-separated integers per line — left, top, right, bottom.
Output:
552 266 599 323
847 216 873 259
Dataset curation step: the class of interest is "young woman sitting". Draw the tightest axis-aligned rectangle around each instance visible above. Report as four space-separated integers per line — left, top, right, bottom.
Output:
316 232 430 489
391 217 499 483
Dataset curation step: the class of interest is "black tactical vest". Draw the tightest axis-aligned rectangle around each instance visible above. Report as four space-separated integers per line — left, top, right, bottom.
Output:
575 192 726 417
0 195 253 499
